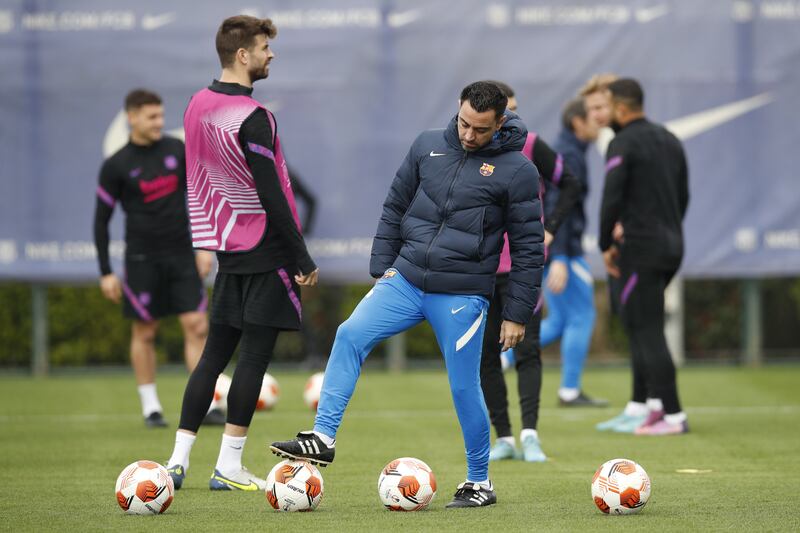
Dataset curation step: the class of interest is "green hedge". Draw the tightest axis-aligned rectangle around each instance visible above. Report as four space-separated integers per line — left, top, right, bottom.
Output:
1 278 799 367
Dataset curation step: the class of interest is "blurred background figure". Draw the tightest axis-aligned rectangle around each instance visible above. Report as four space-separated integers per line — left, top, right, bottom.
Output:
479 81 582 463
540 97 606 407
92 89 223 428
598 78 690 435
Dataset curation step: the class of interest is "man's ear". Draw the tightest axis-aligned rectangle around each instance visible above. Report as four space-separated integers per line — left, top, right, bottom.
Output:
497 114 507 129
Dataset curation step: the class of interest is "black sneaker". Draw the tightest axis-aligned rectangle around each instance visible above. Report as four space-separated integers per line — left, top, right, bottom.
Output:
269 431 335 467
144 411 168 428
559 392 609 408
446 481 497 508
202 408 226 426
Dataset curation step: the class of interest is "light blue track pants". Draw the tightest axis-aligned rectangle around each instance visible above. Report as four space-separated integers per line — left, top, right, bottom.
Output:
540 256 596 390
314 269 491 481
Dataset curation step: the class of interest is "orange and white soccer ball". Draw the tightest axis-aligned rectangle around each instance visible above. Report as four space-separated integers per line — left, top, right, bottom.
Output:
115 460 174 515
378 457 437 511
303 372 324 411
591 458 651 515
265 460 324 512
256 372 280 410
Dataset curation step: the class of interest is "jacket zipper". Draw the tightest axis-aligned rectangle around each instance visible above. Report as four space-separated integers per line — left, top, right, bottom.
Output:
423 151 469 291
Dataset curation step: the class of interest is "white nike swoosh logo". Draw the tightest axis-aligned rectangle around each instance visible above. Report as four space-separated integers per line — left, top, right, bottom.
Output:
451 305 467 314
141 13 176 31
387 9 422 28
665 92 773 141
430 151 446 157
635 5 670 23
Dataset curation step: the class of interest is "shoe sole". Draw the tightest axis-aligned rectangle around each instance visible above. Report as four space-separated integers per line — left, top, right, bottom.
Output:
445 500 497 509
269 445 332 467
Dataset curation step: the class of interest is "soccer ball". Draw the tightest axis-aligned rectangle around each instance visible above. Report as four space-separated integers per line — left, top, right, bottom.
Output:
255 372 280 410
213 373 232 410
115 460 174 515
303 372 324 410
265 460 324 512
377 457 437 511
591 458 651 515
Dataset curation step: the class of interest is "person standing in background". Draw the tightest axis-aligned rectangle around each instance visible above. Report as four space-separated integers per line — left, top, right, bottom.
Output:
93 89 224 428
540 97 607 408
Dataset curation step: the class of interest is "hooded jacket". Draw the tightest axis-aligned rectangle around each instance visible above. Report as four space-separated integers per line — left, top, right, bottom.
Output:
370 112 544 324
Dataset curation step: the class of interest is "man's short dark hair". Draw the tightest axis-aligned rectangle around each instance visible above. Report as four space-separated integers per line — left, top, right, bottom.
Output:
216 15 277 68
460 81 508 119
485 80 515 99
562 98 587 132
608 78 644 111
124 89 162 111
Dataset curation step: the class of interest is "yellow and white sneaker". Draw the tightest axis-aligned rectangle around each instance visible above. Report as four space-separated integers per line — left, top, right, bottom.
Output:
209 467 266 491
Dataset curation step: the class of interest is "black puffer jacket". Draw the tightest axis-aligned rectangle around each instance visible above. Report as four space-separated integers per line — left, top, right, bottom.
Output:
370 112 544 324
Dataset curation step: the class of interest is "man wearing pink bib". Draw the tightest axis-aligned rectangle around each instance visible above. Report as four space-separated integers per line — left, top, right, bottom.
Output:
164 15 318 492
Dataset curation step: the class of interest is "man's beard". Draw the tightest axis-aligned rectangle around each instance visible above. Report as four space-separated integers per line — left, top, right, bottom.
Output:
610 119 622 133
248 64 268 83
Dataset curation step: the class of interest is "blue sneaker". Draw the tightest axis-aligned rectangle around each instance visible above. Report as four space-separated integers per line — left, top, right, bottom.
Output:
521 435 546 462
166 464 185 490
488 440 517 461
596 412 648 433
209 467 266 491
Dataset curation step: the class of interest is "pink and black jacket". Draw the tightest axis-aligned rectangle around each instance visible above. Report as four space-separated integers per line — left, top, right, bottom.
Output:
183 80 316 276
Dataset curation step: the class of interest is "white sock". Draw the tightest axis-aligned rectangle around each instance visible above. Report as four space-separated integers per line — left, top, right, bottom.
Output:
138 383 163 417
466 479 492 490
167 431 196 470
664 412 687 425
559 387 580 401
624 401 648 417
313 431 335 447
647 398 664 412
498 436 516 447
520 428 539 442
215 434 247 477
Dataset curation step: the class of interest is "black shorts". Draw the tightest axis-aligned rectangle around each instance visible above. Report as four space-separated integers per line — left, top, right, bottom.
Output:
210 268 302 331
122 252 206 322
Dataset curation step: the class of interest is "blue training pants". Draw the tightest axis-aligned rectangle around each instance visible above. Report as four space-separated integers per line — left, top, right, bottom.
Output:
314 269 491 481
540 256 596 390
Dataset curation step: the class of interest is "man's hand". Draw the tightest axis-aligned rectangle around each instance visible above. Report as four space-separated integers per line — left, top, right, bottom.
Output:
499 320 525 352
603 247 621 279
295 268 319 287
544 230 554 248
195 251 214 279
613 222 625 243
100 274 122 304
546 260 569 294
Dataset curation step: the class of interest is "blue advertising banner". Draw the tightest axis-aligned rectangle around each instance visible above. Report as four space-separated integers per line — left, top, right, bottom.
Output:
0 0 798 281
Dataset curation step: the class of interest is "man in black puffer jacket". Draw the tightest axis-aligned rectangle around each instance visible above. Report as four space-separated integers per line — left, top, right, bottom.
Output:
271 81 544 508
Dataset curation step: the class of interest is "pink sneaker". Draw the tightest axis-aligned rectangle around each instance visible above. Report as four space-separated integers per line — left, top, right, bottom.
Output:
635 419 689 435
638 409 664 428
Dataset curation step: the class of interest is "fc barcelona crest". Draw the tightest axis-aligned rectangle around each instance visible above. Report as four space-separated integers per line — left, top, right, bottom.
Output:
479 162 495 176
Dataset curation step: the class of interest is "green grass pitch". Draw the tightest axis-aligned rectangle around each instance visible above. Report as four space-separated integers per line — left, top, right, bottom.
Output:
1 366 799 531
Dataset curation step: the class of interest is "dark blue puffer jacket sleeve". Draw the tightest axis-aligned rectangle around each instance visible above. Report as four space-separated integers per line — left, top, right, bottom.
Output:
370 137 421 278
504 163 545 324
